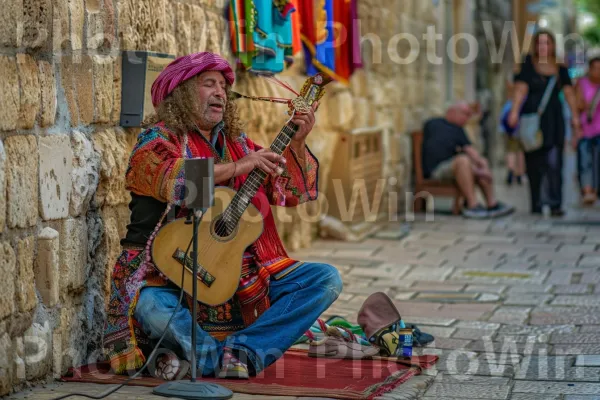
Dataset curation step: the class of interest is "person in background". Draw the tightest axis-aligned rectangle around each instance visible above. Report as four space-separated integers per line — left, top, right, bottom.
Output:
574 56 600 205
507 30 581 216
422 102 515 219
503 79 526 185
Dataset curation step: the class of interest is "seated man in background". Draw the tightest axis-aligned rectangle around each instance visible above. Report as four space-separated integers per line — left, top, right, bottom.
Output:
422 102 515 218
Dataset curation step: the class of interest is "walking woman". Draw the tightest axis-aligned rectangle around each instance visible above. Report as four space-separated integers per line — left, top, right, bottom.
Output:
574 56 600 205
507 30 581 216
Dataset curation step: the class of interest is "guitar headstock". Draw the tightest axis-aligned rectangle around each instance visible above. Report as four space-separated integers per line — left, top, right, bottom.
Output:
299 73 333 109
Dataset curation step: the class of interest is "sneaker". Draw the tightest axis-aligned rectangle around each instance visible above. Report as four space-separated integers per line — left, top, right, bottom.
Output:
487 202 515 218
462 204 489 219
218 348 249 379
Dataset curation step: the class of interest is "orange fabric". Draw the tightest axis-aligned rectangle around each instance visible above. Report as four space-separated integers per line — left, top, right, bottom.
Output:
334 0 351 81
291 0 302 55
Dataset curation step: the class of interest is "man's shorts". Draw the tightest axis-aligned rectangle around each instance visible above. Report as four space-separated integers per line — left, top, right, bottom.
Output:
430 158 455 181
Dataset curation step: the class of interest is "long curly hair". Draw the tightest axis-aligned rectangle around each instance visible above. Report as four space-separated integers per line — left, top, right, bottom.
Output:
143 75 244 139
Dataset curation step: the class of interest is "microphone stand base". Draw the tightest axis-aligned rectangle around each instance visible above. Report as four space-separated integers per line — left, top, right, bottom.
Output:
153 380 233 400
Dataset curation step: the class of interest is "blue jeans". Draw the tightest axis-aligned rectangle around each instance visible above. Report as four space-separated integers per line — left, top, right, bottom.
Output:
577 136 600 191
134 262 342 376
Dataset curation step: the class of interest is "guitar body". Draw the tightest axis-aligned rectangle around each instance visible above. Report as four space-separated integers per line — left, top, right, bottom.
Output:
151 186 264 306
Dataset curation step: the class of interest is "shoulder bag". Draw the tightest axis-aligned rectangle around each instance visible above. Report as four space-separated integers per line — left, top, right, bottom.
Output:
517 74 557 152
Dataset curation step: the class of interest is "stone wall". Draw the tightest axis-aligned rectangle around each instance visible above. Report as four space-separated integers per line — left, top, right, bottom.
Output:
0 0 465 395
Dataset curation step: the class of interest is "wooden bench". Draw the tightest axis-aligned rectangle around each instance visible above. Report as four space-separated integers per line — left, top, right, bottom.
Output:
410 130 464 215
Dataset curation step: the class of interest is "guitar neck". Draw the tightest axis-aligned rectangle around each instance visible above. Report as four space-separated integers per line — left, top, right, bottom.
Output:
224 122 298 224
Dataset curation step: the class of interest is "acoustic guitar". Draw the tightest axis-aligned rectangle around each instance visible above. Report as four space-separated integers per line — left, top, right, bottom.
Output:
151 73 332 306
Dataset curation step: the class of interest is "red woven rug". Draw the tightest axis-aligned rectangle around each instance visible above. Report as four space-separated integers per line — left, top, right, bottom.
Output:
61 349 438 399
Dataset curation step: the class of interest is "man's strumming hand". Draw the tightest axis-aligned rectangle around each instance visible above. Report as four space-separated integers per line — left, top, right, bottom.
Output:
235 148 287 177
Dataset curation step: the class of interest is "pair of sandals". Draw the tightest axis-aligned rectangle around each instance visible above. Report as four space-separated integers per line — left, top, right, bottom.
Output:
149 349 249 381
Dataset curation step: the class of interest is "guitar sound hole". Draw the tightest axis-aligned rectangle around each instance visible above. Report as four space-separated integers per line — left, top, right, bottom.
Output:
213 216 232 238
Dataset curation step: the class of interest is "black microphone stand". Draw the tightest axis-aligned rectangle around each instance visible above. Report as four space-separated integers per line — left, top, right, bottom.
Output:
154 158 232 400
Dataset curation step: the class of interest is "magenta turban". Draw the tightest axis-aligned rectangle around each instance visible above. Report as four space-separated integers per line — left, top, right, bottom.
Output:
151 52 235 108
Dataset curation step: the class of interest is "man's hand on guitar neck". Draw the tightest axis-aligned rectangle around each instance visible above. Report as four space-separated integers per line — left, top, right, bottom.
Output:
215 149 287 183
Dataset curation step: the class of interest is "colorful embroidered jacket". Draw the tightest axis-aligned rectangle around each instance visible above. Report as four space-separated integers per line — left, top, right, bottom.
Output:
103 122 319 374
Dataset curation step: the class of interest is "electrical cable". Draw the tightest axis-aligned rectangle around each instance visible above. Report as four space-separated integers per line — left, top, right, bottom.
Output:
48 224 196 400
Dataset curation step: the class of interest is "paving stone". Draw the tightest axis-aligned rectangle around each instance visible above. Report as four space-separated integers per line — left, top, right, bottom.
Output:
575 355 600 366
553 345 600 355
410 282 467 292
578 256 600 267
564 396 600 400
453 328 498 341
550 334 600 344
488 307 531 325
530 309 600 325
552 285 592 295
348 264 411 280
402 316 457 327
580 326 600 333
333 248 376 258
456 321 502 330
415 292 480 302
509 395 561 400
394 291 416 300
551 296 600 307
512 381 600 395
402 267 454 282
468 339 550 356
451 269 548 284
419 326 456 338
515 356 600 382
423 382 510 399
426 337 473 350
465 284 507 294
433 373 511 385
507 284 554 294
505 294 554 306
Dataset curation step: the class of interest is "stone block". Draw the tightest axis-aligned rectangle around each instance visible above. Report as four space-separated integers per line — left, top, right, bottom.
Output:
92 55 114 123
58 218 88 293
24 321 52 380
16 236 37 313
39 135 74 220
205 11 223 54
100 206 125 298
0 333 13 396
12 336 25 385
86 9 104 50
69 0 84 50
55 304 85 374
322 86 355 132
23 0 51 49
70 130 100 217
0 140 5 233
52 0 69 51
74 55 94 125
103 0 116 47
5 135 39 228
189 5 208 53
0 56 20 131
36 227 60 307
111 54 122 125
93 128 134 206
0 0 22 47
38 60 56 127
0 242 16 320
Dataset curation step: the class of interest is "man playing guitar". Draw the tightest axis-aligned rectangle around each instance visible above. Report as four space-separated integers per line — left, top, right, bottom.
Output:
102 52 342 380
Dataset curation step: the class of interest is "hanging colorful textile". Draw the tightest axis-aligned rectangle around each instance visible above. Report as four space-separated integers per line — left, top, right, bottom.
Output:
299 0 337 80
333 0 362 82
228 0 297 74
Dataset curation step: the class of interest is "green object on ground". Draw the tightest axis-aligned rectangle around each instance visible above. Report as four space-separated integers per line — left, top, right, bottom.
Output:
326 316 365 335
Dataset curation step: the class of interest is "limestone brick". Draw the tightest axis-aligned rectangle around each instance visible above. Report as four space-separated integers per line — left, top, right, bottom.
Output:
58 218 88 293
93 128 132 207
100 206 124 298
0 140 5 233
38 60 56 127
39 135 74 220
0 56 20 131
0 333 13 396
322 86 355 132
70 131 100 217
103 0 116 47
306 128 339 194
111 55 122 125
12 337 24 386
74 55 94 125
117 0 140 50
92 55 114 123
55 304 85 374
86 9 104 50
5 135 39 229
0 242 16 320
205 11 223 55
16 236 37 313
176 3 207 55
23 0 51 49
52 0 69 51
36 228 60 307
0 0 22 47
16 54 41 129
24 321 52 380
59 56 78 125
69 0 85 51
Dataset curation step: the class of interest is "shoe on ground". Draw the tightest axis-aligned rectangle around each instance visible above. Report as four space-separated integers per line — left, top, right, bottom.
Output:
583 192 597 205
551 208 565 217
218 348 249 379
487 202 515 218
151 352 190 381
462 204 489 219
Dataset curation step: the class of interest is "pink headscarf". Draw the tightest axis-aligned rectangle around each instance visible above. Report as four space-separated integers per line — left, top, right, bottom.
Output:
151 52 235 108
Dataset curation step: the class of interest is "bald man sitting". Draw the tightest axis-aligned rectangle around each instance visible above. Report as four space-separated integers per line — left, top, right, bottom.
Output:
422 102 515 219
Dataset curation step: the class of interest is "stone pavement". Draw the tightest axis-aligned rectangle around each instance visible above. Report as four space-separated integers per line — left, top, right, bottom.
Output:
8 163 600 399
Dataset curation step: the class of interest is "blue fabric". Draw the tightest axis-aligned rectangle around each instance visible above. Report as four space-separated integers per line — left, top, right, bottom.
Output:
251 0 294 74
304 0 336 76
577 136 600 190
134 262 342 376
